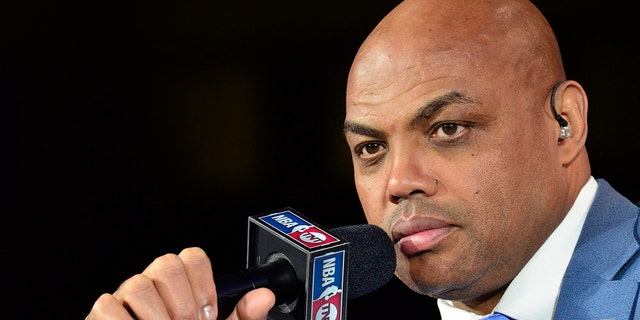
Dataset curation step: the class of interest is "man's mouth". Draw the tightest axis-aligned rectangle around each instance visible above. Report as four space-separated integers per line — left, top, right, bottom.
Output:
391 216 457 256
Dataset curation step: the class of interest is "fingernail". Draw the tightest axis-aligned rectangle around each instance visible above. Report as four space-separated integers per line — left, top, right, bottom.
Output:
202 305 214 320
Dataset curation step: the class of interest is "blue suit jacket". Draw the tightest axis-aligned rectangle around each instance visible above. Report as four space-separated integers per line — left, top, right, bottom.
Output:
554 179 640 319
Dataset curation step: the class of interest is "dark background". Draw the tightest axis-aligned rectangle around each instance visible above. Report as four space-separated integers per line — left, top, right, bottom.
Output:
8 0 638 319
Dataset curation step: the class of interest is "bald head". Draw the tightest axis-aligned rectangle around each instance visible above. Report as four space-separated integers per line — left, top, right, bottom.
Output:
347 0 565 106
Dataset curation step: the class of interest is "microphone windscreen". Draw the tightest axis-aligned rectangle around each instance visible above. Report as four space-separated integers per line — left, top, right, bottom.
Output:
330 224 396 300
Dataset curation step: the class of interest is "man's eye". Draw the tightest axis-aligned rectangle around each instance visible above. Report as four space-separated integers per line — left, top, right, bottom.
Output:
356 142 387 158
434 123 466 138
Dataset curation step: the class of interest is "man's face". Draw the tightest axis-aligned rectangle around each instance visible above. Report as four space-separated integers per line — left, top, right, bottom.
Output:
343 41 564 303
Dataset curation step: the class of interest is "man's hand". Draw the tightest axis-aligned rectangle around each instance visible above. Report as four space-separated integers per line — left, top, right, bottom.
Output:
86 247 276 320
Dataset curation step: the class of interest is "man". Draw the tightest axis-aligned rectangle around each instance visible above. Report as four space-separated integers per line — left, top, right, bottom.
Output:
86 0 640 319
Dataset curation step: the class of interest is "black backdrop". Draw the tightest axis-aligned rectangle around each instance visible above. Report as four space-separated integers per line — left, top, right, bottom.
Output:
9 0 639 319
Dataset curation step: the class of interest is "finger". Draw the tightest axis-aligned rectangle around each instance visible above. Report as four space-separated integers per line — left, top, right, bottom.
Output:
178 247 217 320
227 288 276 320
113 273 172 320
141 253 201 319
86 293 135 320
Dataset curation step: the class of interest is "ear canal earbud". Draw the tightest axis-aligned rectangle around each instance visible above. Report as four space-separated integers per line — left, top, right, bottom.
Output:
550 81 572 140
559 125 572 139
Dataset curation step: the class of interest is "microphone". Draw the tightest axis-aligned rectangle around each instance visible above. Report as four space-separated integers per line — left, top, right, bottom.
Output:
216 208 396 320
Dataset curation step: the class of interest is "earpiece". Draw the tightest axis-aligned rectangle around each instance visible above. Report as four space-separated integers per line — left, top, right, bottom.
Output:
559 125 572 139
550 81 572 140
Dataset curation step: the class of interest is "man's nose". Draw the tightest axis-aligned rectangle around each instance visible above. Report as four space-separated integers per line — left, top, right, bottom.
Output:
386 150 438 204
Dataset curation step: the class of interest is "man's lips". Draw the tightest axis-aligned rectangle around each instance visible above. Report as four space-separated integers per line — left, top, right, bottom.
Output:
391 216 456 256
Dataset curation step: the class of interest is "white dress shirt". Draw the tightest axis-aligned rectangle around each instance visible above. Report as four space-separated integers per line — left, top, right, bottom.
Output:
438 177 598 320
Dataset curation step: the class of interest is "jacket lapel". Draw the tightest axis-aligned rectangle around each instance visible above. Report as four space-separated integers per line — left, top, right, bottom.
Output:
554 179 640 319
555 260 638 319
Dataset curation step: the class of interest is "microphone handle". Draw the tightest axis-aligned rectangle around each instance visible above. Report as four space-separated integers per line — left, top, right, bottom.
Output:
216 258 299 318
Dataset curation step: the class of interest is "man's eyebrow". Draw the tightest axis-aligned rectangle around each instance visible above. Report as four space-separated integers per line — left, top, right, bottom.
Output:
343 121 385 139
410 91 478 128
343 91 478 138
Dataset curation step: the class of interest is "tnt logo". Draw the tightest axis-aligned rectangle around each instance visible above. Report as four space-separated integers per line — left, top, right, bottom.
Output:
299 231 329 244
260 210 338 248
311 251 345 320
313 303 338 320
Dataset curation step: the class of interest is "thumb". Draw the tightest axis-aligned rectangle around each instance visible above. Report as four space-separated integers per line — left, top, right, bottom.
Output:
226 288 276 320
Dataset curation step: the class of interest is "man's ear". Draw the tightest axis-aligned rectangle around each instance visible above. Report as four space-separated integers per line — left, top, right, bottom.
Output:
553 80 588 162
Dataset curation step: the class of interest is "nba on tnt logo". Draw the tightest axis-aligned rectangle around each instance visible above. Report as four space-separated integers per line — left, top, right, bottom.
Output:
311 251 345 320
260 211 338 248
